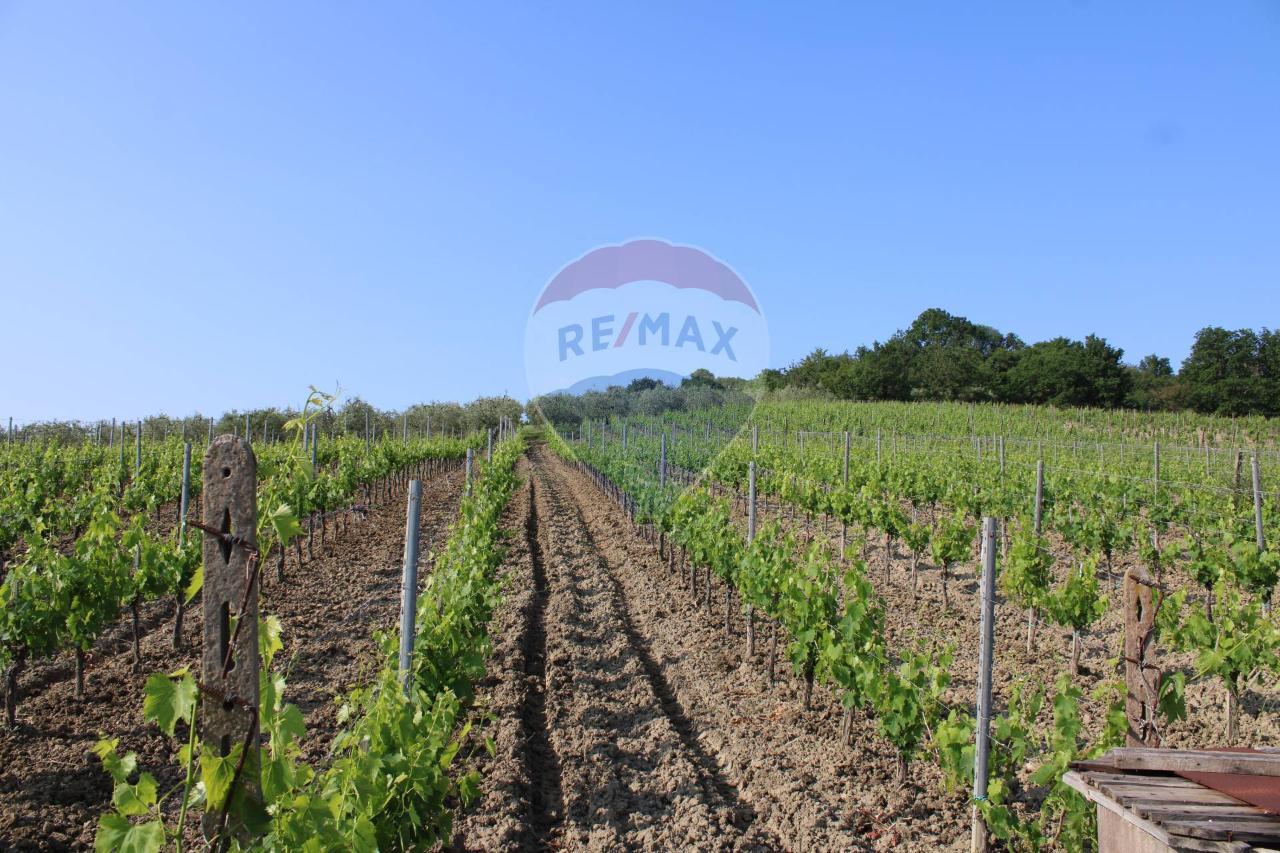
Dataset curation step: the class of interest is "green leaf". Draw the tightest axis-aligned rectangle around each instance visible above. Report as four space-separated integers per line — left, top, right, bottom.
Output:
94 739 138 784
142 671 196 737
279 703 306 744
262 753 296 802
1030 760 1061 786
259 614 284 668
94 814 164 853
202 745 240 810
184 563 203 603
458 770 482 805
111 773 158 816
269 504 304 545
1158 671 1187 723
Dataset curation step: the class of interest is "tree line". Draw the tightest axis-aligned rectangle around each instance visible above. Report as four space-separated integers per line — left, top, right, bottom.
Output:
528 309 1278 427
4 395 525 445
759 308 1279 416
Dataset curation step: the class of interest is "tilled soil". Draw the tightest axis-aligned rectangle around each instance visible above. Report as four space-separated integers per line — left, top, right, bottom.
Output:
0 467 466 851
457 446 951 851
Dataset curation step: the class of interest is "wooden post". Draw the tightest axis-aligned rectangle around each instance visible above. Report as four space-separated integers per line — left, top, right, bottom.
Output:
1233 451 1245 512
487 428 493 462
751 424 759 455
200 436 261 839
1124 567 1160 747
659 433 667 488
998 436 1005 477
399 480 422 693
972 517 998 853
465 448 474 497
1126 563 1157 742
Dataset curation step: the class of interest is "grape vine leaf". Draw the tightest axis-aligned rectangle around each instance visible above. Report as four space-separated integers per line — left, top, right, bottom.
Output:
94 814 164 853
111 772 158 817
268 504 303 545
184 564 203 604
142 670 196 737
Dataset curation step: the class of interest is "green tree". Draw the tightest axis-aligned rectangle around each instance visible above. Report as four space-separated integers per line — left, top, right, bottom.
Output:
1180 326 1279 416
1004 335 1130 407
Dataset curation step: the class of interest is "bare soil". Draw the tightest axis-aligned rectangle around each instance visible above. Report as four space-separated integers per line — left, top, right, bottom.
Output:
455 446 958 851
0 467 465 851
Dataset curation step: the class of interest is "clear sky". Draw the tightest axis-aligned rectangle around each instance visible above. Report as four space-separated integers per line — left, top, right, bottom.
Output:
2 2 1277 421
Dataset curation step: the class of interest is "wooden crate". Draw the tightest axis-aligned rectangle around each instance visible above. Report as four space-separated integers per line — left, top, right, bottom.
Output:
1065 749 1280 853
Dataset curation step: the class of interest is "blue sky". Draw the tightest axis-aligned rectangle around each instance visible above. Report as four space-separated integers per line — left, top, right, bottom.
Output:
2 2 1277 421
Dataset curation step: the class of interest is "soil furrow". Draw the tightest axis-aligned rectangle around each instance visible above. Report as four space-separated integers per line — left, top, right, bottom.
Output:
528 445 769 851
517 478 565 844
552 463 749 817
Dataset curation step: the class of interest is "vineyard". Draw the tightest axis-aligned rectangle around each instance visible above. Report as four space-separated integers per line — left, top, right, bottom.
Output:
540 401 1280 849
1 397 1278 850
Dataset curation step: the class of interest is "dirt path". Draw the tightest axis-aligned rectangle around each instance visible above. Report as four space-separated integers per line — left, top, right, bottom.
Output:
0 465 466 851
457 446 961 851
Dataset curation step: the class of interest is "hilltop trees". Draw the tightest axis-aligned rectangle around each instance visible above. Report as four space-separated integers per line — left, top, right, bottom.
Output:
1003 335 1130 407
760 309 1278 416
526 310 1280 423
1180 327 1280 416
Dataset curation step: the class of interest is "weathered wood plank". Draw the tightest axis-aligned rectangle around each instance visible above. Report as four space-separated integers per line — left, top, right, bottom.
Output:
1105 785 1246 806
1097 807 1169 853
1135 802 1271 818
1067 770 1266 852
1065 771 1179 851
1167 817 1280 844
1088 772 1203 788
1084 749 1280 777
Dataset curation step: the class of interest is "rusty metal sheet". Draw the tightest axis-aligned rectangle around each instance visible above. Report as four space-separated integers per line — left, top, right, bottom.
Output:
1178 749 1280 817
